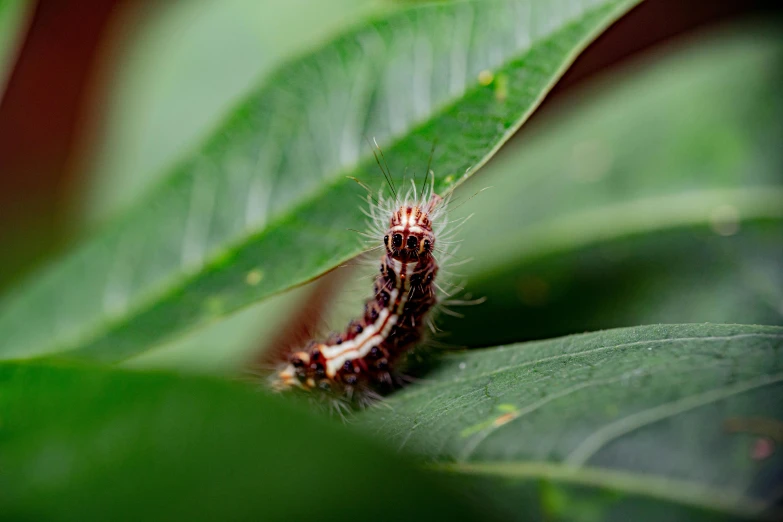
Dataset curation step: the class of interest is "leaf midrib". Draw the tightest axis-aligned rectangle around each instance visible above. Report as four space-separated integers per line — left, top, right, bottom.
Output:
565 371 783 466
437 460 774 518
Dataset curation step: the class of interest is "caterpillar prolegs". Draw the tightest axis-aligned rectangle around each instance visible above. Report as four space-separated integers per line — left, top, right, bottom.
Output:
270 170 455 406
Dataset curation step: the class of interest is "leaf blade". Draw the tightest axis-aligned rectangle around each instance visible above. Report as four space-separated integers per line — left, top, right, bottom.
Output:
82 0 377 226
361 323 783 516
0 0 640 362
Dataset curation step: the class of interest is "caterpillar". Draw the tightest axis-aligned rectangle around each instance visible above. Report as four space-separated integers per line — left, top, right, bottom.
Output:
270 147 457 407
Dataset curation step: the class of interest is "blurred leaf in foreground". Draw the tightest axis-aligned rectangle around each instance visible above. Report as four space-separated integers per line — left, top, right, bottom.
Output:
0 361 484 522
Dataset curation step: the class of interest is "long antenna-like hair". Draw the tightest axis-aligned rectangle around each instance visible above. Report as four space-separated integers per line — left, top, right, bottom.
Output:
422 138 437 196
367 137 397 199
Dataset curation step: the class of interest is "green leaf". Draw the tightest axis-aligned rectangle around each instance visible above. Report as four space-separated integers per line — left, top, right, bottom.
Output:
82 0 377 226
0 0 640 362
127 24 783 376
0 361 484 521
78 1 377 373
0 0 32 99
441 26 783 346
121 286 306 374
360 324 783 519
244 26 783 363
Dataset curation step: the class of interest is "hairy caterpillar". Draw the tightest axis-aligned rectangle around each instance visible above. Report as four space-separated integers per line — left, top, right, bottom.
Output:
270 145 463 407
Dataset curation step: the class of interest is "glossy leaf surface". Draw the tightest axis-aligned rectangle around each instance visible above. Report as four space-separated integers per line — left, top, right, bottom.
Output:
0 0 639 362
362 324 783 519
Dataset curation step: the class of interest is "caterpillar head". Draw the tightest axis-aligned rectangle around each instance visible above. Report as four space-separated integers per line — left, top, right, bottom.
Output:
384 195 441 262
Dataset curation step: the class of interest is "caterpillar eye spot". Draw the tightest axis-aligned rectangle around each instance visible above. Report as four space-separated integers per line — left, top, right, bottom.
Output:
406 236 418 249
392 233 403 247
384 235 389 245
423 239 431 251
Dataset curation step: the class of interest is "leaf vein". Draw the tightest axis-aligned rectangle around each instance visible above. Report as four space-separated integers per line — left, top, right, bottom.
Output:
391 333 783 403
565 371 783 466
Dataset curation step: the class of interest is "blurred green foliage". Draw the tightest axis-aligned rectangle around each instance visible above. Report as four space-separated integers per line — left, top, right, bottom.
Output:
0 361 485 521
0 0 30 97
445 27 783 345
